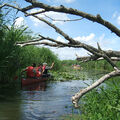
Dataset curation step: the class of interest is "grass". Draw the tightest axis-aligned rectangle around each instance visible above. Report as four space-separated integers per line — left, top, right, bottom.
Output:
61 114 82 120
62 77 120 120
58 61 120 120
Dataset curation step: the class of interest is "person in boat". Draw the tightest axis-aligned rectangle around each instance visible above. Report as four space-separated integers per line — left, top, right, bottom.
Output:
38 63 43 73
35 63 43 78
21 63 36 78
42 62 54 77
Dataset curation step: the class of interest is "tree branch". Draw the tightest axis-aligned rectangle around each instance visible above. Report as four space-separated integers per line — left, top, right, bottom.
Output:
21 5 35 12
44 14 84 22
25 9 46 16
17 41 62 47
72 69 120 108
25 0 120 37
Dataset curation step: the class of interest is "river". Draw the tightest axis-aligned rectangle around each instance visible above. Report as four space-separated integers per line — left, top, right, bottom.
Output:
0 70 105 120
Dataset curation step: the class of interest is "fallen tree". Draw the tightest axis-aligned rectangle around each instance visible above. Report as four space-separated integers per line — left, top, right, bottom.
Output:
1 0 120 107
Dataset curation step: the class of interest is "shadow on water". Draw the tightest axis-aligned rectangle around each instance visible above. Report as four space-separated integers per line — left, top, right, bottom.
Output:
0 85 22 120
0 70 104 120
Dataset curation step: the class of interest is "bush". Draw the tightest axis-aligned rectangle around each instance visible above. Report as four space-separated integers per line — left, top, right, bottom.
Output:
80 78 120 120
19 46 62 71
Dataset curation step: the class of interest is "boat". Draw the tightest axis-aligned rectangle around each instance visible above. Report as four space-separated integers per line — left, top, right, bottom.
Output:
72 65 81 70
21 76 49 86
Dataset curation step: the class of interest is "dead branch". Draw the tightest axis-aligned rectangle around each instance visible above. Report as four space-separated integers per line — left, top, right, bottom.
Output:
25 9 46 16
17 41 61 47
25 0 120 37
21 5 34 12
44 14 84 22
1 3 120 59
72 69 120 108
16 38 44 45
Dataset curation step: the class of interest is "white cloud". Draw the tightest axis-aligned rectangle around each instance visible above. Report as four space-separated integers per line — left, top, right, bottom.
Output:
30 16 43 27
74 33 95 42
50 47 88 60
29 9 46 27
14 17 26 27
97 34 119 51
29 9 70 27
112 11 118 19
112 11 120 26
117 16 120 25
56 36 68 43
74 33 96 47
98 33 105 42
48 34 95 60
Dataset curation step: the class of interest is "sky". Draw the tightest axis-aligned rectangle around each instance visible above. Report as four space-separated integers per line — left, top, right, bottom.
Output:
4 0 120 60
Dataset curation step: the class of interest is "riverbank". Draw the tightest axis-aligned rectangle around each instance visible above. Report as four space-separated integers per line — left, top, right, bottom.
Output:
62 76 120 120
52 61 120 120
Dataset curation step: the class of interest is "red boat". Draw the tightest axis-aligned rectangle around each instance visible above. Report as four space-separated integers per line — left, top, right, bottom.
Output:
21 76 49 86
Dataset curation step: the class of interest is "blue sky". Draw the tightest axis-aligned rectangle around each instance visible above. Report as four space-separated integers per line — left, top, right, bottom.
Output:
7 0 120 60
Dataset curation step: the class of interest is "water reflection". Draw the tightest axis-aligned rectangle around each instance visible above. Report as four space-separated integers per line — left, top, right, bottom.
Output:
0 87 22 120
22 82 47 91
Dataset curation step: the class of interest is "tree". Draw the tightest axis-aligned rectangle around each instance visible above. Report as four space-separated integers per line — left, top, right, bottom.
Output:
1 0 120 107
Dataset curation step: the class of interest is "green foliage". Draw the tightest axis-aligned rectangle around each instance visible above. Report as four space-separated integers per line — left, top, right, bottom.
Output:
0 5 62 84
80 60 113 71
0 25 28 82
63 78 120 120
79 78 120 120
52 67 89 81
61 60 79 66
19 46 61 70
0 25 62 82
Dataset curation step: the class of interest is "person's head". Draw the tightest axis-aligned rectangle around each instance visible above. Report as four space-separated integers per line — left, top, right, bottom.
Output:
43 62 47 66
32 63 36 67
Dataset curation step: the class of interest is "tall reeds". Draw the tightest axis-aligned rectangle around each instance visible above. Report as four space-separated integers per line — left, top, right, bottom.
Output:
0 8 62 85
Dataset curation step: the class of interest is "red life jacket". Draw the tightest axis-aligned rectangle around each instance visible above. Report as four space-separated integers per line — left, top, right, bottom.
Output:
35 67 41 77
26 66 34 77
42 66 46 71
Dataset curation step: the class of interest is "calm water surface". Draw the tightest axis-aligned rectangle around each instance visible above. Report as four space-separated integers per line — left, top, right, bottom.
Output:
0 70 104 120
